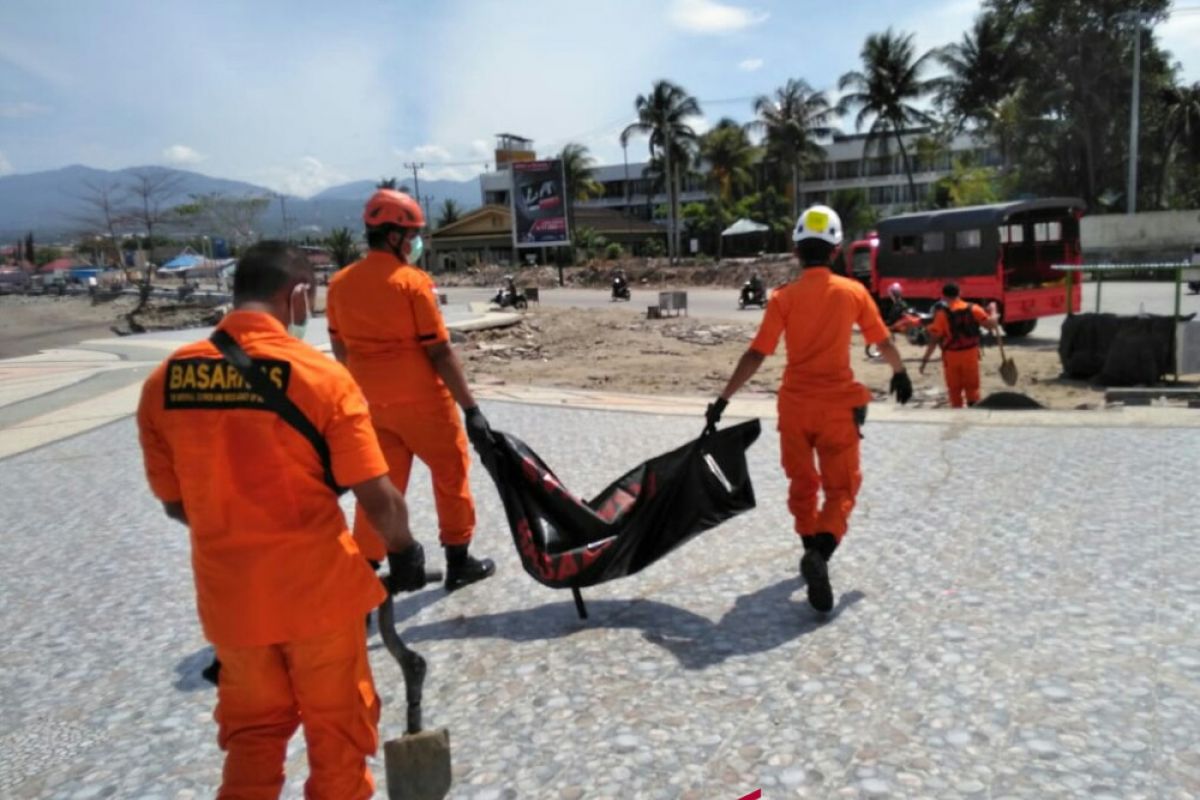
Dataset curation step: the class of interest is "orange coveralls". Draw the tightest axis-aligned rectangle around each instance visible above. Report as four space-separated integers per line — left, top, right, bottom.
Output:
137 310 389 799
327 251 474 562
749 267 889 543
926 299 991 408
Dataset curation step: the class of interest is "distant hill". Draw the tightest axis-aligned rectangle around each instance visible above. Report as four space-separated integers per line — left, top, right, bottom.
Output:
0 165 483 240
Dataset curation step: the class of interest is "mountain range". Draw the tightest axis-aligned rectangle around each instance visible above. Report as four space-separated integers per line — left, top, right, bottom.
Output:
0 165 484 240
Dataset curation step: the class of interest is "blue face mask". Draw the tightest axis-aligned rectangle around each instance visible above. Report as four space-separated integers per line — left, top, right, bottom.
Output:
407 234 424 264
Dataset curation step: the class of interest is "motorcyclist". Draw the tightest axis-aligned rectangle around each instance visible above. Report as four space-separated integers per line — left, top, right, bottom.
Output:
883 282 912 327
746 272 765 301
495 274 518 306
612 269 629 298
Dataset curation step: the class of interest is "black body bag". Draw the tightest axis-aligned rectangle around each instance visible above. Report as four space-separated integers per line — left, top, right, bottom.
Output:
475 419 761 618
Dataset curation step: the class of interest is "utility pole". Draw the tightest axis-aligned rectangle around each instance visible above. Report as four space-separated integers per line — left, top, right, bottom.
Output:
276 193 290 240
402 161 425 205
421 194 434 269
1120 11 1153 215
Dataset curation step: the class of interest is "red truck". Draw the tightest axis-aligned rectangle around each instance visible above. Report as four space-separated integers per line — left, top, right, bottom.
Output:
845 197 1085 337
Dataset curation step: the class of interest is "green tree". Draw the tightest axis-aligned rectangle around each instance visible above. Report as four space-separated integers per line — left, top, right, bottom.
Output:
1161 81 1200 203
700 118 755 204
622 80 702 264
750 79 834 219
936 13 1019 137
829 188 880 241
560 142 603 243
326 227 358 267
838 29 942 209
932 157 1000 207
436 198 462 228
376 177 399 190
987 0 1173 207
24 231 34 264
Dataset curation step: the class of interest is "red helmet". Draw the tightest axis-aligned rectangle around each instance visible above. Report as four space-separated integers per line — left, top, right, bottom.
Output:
363 189 425 229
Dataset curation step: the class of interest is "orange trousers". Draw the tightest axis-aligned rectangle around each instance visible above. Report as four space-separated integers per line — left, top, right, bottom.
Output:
779 406 862 541
942 347 981 408
354 394 475 562
213 620 379 799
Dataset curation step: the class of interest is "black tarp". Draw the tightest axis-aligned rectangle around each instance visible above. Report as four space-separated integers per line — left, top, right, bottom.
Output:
1058 312 1194 385
474 420 761 592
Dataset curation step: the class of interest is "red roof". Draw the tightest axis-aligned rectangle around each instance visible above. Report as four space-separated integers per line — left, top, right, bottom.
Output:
41 258 79 272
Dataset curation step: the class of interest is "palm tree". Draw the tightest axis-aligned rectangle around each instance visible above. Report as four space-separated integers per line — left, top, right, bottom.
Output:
376 177 400 190
436 198 462 228
326 227 358 268
622 80 702 262
1161 82 1200 203
749 79 834 219
700 118 755 205
560 142 603 201
936 13 1018 134
560 142 603 245
838 28 942 209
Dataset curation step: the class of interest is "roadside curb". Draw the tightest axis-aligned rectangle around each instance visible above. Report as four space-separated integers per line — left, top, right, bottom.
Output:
473 384 1200 429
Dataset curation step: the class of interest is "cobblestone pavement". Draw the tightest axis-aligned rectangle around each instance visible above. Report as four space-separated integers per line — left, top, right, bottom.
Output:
1 403 1198 799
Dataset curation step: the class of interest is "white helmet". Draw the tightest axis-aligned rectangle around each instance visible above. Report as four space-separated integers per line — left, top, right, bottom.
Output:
792 204 843 246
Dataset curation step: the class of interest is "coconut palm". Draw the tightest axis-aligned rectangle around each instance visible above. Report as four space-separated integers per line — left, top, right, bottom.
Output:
376 177 400 190
838 28 942 209
700 118 755 205
622 80 702 262
436 198 462 228
560 142 603 202
326 227 358 268
749 79 834 219
936 13 1019 134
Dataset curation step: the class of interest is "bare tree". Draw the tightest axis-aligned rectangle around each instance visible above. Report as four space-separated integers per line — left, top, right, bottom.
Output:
73 179 132 266
174 192 271 249
126 168 183 307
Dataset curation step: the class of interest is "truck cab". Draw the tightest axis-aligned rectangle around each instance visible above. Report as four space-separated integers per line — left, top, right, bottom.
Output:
846 198 1086 337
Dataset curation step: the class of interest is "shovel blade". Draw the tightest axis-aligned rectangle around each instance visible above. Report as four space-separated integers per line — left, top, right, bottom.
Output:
385 728 452 800
999 358 1018 386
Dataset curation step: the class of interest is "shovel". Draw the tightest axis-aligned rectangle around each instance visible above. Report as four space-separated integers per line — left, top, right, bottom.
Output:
378 572 452 800
995 330 1018 386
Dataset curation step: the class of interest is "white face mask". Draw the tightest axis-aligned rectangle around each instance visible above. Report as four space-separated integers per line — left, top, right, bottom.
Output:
288 282 311 340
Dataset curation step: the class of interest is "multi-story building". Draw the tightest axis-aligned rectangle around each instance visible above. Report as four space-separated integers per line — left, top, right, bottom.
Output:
481 129 998 218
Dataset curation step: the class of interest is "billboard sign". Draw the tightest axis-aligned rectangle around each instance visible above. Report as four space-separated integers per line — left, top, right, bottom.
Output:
511 159 570 248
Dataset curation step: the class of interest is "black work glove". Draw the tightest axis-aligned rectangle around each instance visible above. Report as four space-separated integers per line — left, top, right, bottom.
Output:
386 542 426 593
890 371 913 405
705 397 728 434
464 406 493 449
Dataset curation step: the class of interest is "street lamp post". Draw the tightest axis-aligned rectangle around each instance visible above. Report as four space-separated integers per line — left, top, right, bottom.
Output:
1120 10 1154 215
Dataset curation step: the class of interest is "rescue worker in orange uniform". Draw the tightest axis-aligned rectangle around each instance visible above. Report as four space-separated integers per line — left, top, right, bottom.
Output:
327 189 496 591
705 206 913 612
137 242 430 798
919 282 999 408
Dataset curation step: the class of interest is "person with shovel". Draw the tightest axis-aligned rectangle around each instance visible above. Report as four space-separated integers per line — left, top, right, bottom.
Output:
704 205 913 614
919 282 1000 408
137 241 431 798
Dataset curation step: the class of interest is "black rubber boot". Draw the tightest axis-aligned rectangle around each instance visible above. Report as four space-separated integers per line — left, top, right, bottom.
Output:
444 545 496 592
799 533 839 613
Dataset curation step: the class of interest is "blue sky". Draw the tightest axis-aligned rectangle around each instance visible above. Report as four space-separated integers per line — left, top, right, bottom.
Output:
2 0 1198 195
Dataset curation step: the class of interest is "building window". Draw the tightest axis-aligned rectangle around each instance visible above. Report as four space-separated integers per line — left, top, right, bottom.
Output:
1034 221 1061 242
1000 224 1025 244
867 156 895 177
835 160 860 179
956 229 982 249
869 185 894 204
923 232 945 252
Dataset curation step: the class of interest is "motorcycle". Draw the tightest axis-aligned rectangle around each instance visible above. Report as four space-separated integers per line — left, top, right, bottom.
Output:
865 307 933 359
611 279 631 301
738 281 767 309
492 287 528 310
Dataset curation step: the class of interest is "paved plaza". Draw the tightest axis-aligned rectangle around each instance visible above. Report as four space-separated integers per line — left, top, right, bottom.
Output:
2 385 1200 797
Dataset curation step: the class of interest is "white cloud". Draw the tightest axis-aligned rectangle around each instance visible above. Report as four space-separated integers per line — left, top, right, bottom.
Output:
668 0 768 34
0 151 12 175
0 101 50 119
258 156 348 198
161 144 205 165
738 57 764 72
902 0 978 64
412 144 453 162
424 1 667 172
1160 10 1200 83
